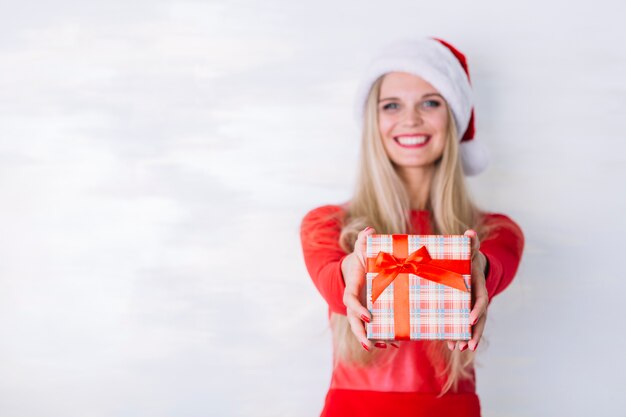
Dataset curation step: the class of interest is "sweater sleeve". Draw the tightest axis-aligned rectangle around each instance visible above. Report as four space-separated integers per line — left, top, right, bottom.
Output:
479 213 525 302
300 205 349 315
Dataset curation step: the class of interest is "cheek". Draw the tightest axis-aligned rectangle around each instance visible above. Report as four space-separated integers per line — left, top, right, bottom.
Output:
377 115 395 138
429 112 449 151
431 111 449 131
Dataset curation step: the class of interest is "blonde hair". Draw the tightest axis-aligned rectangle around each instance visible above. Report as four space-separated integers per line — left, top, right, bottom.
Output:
332 74 493 396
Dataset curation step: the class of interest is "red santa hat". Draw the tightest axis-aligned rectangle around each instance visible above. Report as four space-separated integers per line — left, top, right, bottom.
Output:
356 37 489 176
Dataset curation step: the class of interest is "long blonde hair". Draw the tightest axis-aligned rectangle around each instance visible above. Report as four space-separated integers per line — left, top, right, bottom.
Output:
332 74 493 396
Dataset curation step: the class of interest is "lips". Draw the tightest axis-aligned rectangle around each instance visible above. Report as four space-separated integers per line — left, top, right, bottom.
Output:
393 134 431 148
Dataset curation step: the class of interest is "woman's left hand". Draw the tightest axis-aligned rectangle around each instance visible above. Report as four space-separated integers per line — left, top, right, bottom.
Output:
447 229 489 352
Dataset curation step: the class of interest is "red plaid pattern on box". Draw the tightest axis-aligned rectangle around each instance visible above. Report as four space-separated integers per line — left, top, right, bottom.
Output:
366 234 472 340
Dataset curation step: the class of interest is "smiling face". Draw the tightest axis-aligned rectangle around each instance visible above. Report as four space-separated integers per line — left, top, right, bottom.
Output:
377 72 450 172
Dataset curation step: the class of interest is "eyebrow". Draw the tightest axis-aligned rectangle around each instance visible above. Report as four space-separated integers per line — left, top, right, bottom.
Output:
379 93 443 102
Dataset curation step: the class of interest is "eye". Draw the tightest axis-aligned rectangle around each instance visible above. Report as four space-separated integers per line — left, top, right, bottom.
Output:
381 102 399 111
422 100 441 109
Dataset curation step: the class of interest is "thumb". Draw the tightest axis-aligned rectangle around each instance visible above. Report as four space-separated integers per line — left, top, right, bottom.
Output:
355 226 376 263
464 229 480 252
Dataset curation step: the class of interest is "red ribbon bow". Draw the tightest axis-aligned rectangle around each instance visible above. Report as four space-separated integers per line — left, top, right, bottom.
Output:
370 245 470 304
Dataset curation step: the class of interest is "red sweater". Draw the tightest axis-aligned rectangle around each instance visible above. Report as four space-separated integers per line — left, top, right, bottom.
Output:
300 204 524 417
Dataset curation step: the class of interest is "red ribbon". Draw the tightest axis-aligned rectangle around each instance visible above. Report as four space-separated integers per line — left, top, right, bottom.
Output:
368 245 470 304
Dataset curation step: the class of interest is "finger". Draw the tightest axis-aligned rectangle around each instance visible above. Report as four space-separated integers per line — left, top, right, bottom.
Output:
464 229 480 254
344 227 377 309
463 228 479 245
469 312 487 351
448 340 471 351
354 226 376 265
348 313 371 351
343 292 371 324
469 288 488 326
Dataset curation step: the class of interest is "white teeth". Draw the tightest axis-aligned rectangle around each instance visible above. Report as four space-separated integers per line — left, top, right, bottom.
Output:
396 135 428 145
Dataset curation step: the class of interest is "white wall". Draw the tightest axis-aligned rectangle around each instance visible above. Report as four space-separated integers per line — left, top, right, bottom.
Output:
1 1 625 416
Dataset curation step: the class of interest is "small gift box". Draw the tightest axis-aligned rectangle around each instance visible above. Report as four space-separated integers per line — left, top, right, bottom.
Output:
366 234 472 341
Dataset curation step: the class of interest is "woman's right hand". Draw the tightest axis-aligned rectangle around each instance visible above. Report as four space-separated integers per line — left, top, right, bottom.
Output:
341 226 398 351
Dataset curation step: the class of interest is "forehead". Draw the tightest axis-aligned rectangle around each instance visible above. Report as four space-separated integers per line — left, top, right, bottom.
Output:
379 72 439 96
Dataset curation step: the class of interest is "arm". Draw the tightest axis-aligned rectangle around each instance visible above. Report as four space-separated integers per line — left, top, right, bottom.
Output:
479 214 525 302
300 205 349 315
451 221 524 352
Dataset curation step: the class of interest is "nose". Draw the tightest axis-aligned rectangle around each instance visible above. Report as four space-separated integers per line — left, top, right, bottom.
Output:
403 108 423 126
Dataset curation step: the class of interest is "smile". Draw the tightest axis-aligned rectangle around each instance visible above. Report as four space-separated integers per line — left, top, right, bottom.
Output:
393 134 431 148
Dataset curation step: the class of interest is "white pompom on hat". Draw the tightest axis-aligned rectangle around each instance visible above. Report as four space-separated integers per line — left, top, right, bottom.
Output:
355 37 489 176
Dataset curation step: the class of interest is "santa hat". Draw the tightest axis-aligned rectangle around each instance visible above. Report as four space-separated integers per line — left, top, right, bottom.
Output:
355 37 489 176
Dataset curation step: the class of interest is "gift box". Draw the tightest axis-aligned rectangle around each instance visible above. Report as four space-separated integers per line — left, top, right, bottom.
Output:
366 234 472 341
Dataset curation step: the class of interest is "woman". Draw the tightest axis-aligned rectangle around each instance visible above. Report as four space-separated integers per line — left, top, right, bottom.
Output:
300 37 524 417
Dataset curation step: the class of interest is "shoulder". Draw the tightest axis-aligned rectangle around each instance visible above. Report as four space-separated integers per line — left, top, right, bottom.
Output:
300 203 350 249
482 212 521 227
481 212 523 231
301 203 348 228
480 212 525 245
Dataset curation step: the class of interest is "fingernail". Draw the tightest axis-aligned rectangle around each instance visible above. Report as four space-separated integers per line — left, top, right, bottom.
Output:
375 342 387 349
470 317 478 326
471 342 479 351
364 226 373 232
460 345 468 351
361 342 370 352
390 343 399 348
360 314 371 323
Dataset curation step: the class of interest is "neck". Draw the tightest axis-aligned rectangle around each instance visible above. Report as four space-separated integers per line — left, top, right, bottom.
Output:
397 165 435 211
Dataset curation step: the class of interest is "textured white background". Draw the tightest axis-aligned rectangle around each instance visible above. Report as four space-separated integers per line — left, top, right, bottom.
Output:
1 1 625 416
